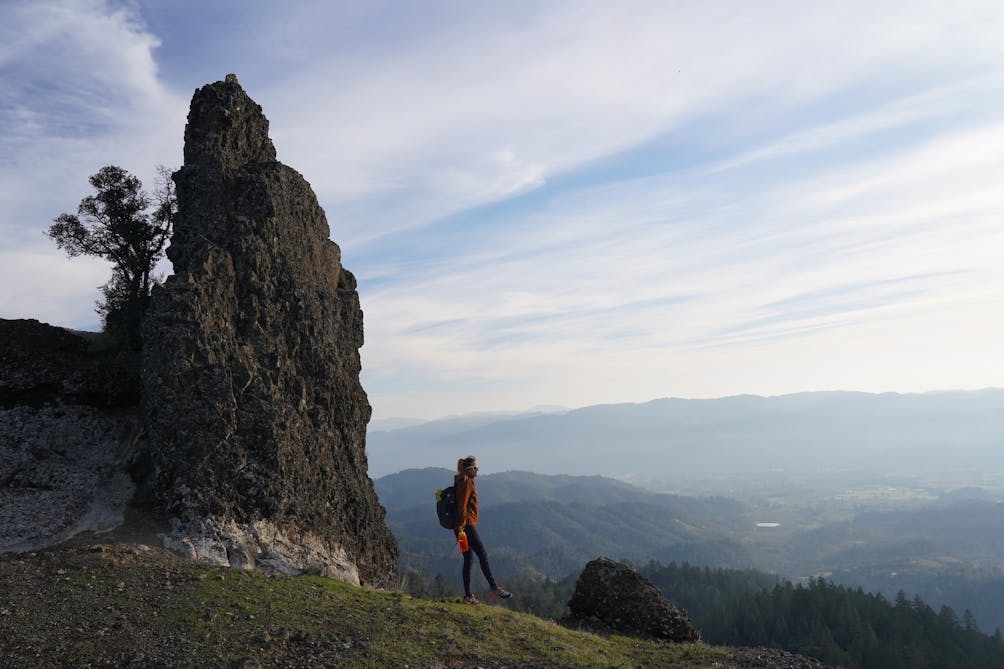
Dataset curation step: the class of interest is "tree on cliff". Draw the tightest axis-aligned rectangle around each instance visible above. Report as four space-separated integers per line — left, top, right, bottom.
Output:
47 165 176 345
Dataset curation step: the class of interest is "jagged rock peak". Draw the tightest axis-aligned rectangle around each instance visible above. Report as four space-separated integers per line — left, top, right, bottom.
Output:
564 556 701 642
182 73 277 169
141 76 397 587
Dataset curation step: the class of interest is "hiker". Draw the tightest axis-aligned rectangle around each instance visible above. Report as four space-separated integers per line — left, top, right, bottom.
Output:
454 455 512 605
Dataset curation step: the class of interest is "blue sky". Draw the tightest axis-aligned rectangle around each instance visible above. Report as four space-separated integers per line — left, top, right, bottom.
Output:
3 1 1004 419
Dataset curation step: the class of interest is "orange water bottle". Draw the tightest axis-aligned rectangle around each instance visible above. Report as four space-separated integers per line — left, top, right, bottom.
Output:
457 529 469 553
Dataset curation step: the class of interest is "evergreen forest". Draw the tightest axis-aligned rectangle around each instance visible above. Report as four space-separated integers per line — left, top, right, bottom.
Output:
406 562 1004 669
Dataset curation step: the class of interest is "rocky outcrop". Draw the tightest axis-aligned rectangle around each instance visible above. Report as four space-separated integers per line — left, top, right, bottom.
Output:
141 75 396 587
0 319 139 407
0 319 138 553
563 556 701 642
729 647 831 669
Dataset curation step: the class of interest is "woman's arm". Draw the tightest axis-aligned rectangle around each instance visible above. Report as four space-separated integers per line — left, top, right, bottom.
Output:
455 478 472 530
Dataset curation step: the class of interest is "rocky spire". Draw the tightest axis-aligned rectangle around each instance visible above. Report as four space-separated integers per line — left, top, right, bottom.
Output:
181 73 276 170
141 75 397 587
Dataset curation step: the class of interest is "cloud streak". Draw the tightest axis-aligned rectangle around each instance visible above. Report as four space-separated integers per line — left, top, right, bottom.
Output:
360 100 1004 415
2 1 1004 417
0 0 188 327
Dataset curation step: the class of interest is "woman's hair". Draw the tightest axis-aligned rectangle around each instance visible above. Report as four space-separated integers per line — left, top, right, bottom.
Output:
457 455 477 476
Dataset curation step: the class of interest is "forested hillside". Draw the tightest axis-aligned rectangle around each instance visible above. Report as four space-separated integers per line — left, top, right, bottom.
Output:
785 499 1004 632
643 562 1004 669
377 468 751 579
425 561 1004 669
377 468 1004 634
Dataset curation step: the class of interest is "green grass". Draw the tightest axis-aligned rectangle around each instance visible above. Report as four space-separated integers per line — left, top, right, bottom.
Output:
169 569 739 667
1 545 748 668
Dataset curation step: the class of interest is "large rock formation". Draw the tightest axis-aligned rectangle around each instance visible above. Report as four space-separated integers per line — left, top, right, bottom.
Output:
0 319 139 407
563 556 701 642
0 319 138 552
141 75 396 587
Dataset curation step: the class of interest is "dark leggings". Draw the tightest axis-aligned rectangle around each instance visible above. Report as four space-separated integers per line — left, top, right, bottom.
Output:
457 525 498 596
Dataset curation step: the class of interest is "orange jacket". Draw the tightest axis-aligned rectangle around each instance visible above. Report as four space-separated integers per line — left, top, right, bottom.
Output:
454 474 479 529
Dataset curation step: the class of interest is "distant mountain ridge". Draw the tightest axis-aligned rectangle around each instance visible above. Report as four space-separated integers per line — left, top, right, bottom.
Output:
367 390 1004 484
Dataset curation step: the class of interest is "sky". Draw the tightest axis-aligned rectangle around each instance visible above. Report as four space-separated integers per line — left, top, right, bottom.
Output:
2 1 1004 420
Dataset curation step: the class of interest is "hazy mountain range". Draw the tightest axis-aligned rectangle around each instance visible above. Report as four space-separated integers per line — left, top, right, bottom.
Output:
367 390 1004 487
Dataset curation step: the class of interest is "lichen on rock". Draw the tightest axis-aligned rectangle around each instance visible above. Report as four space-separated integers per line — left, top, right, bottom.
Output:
141 75 397 587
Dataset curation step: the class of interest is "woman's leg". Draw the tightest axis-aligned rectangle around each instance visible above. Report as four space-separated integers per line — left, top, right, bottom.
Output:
458 529 473 597
464 526 498 591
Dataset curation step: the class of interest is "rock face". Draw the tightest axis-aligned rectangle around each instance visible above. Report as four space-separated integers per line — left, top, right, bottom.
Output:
141 75 396 587
564 556 701 642
0 319 138 552
0 319 139 407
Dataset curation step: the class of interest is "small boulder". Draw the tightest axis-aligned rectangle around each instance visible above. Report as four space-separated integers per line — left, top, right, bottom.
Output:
563 556 701 642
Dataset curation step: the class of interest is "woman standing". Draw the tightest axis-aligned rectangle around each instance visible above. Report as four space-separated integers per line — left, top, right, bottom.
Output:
454 455 512 605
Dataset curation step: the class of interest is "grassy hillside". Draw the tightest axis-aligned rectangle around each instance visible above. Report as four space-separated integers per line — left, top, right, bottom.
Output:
0 542 809 668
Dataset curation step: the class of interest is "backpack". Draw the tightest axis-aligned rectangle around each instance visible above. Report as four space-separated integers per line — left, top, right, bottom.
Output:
435 485 458 529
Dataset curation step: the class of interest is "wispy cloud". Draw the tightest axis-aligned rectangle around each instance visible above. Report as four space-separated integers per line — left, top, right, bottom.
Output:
2 1 1004 417
359 102 1004 415
0 0 186 327
262 2 1004 246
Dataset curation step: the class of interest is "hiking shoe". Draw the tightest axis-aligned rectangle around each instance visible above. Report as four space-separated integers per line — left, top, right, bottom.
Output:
462 595 481 606
490 587 512 599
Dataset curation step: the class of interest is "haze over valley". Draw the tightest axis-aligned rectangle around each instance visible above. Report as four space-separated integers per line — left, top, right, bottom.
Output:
368 389 1004 490
372 388 1004 634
